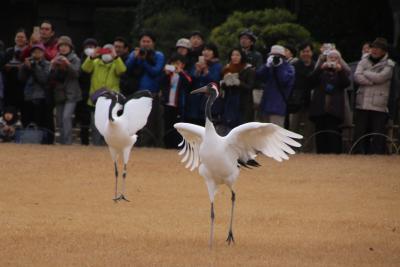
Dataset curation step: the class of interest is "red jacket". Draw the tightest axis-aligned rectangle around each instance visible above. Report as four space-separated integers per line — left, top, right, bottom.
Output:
21 37 58 61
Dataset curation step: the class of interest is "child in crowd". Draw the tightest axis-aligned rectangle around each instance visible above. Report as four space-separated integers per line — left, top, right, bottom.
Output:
0 106 21 142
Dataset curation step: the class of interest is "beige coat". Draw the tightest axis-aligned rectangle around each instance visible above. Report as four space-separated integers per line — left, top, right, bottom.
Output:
354 54 395 113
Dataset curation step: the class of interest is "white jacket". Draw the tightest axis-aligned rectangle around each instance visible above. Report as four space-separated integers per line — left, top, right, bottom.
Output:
354 54 395 113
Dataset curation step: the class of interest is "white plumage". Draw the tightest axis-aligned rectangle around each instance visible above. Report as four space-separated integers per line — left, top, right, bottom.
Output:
94 90 152 201
174 83 302 247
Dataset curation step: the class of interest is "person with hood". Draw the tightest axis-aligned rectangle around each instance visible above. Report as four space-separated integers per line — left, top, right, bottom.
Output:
353 37 395 154
308 49 350 154
49 36 81 145
221 47 255 132
175 38 192 71
81 43 127 145
256 45 295 127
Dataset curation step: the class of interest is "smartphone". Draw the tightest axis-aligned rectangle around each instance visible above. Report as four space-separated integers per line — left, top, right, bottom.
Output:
98 48 112 55
33 26 40 35
165 64 176 72
198 56 205 64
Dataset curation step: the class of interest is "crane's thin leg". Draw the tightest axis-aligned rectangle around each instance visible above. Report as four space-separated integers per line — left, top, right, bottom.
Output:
209 202 215 249
120 164 129 202
226 190 236 245
113 161 119 202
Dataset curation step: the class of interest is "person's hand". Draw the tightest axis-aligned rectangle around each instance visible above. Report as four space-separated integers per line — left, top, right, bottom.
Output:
175 64 183 73
195 62 203 73
266 56 274 67
60 56 71 66
335 63 342 71
91 47 101 59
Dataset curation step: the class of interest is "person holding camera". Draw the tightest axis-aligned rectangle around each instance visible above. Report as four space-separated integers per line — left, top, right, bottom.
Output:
308 49 350 154
18 43 52 142
256 45 295 127
49 36 81 145
161 53 192 148
315 43 351 76
125 31 165 147
188 43 222 126
81 43 127 145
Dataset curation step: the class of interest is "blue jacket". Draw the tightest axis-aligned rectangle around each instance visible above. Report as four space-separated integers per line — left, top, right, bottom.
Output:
125 50 165 93
187 60 222 121
257 62 295 116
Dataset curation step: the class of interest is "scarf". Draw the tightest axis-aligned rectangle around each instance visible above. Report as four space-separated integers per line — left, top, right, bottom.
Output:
222 63 246 76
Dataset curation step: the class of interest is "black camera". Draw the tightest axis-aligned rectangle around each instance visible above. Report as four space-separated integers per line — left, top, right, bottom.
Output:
272 56 282 67
139 48 155 65
29 58 35 66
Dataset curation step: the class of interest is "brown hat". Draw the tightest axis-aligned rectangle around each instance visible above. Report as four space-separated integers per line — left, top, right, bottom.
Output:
57 36 73 49
371 37 388 51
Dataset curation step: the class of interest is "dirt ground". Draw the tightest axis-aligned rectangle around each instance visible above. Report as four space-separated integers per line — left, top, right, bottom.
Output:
0 144 399 267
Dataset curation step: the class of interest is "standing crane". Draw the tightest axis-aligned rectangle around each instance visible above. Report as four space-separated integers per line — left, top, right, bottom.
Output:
94 89 152 201
174 83 302 247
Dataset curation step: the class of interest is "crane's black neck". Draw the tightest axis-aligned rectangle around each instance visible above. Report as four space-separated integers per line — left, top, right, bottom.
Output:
109 96 117 122
205 90 218 122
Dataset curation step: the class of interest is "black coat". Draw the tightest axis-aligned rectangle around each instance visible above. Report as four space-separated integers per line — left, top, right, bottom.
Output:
222 65 256 127
309 67 350 121
288 60 315 112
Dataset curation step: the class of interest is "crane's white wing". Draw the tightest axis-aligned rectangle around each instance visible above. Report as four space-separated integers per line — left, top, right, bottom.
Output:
174 123 205 171
94 96 112 136
225 122 303 163
122 96 152 136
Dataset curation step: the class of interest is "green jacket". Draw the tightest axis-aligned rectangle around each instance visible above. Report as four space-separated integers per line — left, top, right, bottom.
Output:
81 56 127 106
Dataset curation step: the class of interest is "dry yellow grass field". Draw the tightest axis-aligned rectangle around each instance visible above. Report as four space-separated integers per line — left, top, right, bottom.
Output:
0 144 399 267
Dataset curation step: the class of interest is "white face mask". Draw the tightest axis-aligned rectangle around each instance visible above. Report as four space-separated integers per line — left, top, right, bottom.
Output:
84 48 95 57
101 54 113 63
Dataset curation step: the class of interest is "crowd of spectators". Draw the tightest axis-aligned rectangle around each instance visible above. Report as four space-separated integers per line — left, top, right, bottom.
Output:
0 20 399 154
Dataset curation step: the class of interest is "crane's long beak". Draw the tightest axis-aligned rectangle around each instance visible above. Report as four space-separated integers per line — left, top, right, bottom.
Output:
191 86 208 94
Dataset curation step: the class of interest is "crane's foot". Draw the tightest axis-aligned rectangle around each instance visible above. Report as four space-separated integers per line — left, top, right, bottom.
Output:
113 194 130 202
226 230 235 245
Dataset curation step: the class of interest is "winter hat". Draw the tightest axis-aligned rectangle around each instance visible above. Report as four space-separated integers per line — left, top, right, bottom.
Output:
30 43 46 53
239 29 257 42
57 35 73 49
82 38 98 48
176 38 191 49
269 45 286 57
326 49 342 58
371 37 388 52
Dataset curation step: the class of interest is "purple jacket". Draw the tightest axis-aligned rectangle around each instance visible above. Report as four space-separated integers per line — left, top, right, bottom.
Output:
257 62 295 116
